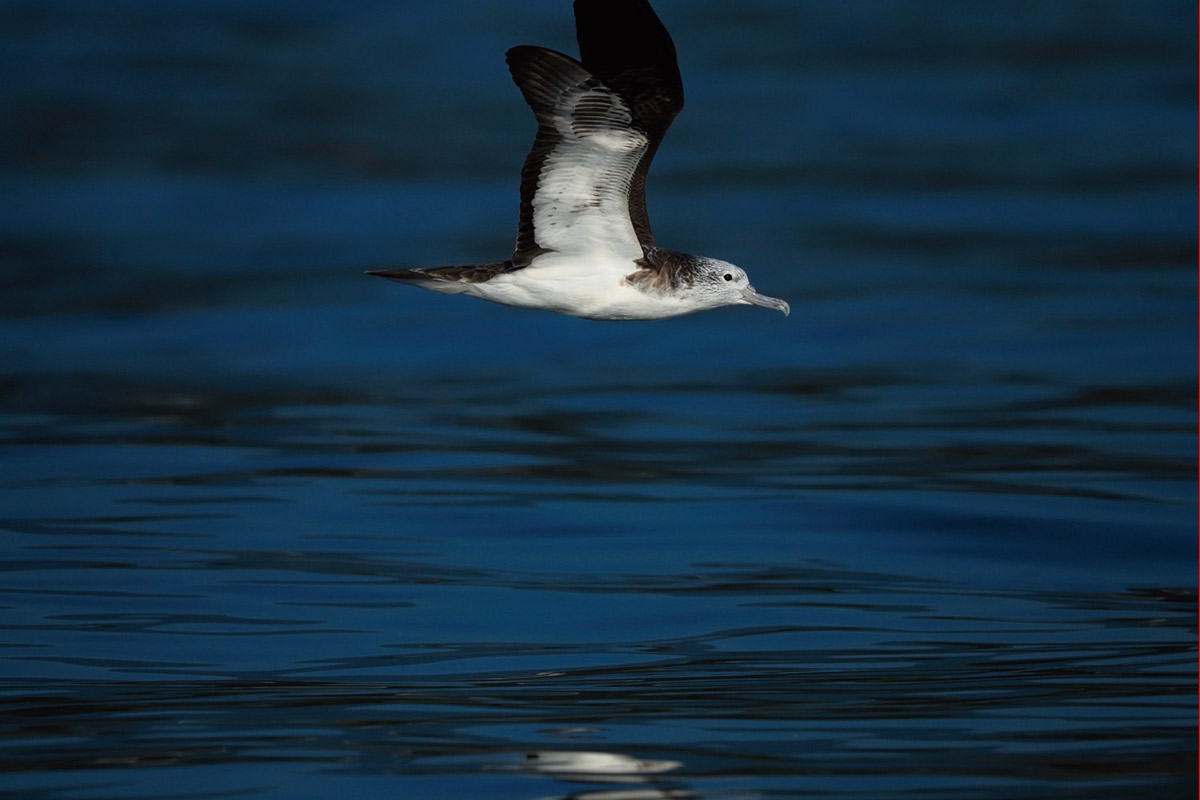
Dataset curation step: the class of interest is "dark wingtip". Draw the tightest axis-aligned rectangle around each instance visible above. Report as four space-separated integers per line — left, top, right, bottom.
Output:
572 0 683 127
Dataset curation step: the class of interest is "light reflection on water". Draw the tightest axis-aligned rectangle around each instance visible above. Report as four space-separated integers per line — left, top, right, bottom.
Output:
0 0 1196 798
2 450 1194 798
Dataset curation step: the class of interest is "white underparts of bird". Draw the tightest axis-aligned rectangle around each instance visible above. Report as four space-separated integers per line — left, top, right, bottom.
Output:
369 0 789 321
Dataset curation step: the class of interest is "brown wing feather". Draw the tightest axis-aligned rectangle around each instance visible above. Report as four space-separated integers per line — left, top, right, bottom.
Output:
573 0 684 251
506 46 649 267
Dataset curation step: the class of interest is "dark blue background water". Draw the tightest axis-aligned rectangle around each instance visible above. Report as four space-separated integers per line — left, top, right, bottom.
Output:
1 1 1196 798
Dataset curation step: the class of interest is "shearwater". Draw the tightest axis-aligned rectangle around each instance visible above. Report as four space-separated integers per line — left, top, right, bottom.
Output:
369 0 789 321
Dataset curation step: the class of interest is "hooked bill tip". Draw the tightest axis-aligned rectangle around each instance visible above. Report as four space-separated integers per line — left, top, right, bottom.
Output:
742 286 790 317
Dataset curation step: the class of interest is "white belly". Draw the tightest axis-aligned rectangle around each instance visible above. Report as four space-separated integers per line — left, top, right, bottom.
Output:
461 254 694 320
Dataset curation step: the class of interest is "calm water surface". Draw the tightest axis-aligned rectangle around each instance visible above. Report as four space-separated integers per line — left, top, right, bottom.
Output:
1 1 1196 798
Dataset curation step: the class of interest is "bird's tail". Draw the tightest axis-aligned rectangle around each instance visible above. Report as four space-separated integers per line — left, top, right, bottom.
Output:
367 263 513 294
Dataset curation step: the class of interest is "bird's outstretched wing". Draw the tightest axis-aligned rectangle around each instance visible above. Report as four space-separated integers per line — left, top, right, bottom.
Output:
507 45 650 268
508 0 684 269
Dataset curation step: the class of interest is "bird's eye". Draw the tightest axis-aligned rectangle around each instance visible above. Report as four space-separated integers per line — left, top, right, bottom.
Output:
723 273 733 282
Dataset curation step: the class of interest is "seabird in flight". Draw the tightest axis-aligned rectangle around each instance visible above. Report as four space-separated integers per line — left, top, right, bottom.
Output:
369 0 789 320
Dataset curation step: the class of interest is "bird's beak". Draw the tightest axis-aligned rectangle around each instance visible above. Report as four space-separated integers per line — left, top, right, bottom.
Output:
741 285 790 316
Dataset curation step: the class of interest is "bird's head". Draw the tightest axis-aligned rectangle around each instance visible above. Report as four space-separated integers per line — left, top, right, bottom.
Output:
693 258 790 316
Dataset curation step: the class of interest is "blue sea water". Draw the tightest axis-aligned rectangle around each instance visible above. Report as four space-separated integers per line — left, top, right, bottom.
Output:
0 1 1196 798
